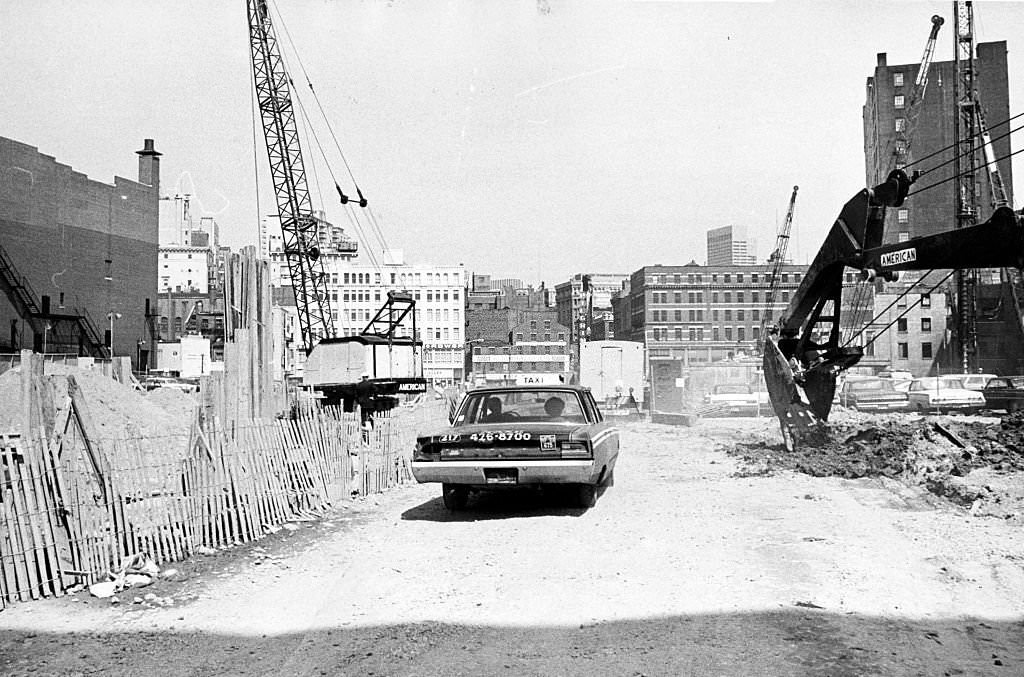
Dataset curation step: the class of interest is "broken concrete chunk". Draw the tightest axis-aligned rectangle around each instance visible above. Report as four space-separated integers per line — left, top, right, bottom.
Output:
89 581 117 598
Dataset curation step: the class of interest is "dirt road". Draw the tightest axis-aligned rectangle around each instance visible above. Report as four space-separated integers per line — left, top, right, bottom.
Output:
2 417 1023 676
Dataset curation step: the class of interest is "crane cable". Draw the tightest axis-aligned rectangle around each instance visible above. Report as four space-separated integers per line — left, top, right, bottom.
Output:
268 2 387 271
269 0 392 282
902 109 1024 171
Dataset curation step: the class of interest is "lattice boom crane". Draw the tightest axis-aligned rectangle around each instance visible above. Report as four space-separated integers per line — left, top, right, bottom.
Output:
248 0 333 354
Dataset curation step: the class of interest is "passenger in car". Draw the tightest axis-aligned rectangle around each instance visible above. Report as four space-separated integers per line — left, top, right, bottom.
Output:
544 396 566 421
482 397 504 422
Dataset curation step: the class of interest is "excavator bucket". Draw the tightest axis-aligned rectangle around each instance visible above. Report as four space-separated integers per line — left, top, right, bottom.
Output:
762 339 830 451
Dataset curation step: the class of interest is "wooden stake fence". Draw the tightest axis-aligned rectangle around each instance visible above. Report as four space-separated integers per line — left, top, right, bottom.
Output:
0 402 438 606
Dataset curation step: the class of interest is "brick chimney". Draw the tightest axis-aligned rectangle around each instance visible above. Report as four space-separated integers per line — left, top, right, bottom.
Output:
135 138 161 190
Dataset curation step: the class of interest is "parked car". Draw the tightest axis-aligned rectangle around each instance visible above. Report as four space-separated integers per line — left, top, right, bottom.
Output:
906 376 986 413
960 373 997 391
982 376 1024 412
411 385 619 510
837 377 909 412
702 383 766 416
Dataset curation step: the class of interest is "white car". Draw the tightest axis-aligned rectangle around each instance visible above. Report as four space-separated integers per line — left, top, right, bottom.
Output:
907 376 985 413
960 373 997 391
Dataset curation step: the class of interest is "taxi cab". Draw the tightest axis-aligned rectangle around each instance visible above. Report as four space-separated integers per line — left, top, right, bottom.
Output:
412 385 619 510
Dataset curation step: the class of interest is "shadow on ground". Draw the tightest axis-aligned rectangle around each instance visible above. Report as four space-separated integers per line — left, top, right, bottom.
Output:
1 608 1022 676
401 484 610 522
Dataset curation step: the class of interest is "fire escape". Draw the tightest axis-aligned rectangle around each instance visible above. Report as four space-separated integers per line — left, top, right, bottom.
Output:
0 241 108 357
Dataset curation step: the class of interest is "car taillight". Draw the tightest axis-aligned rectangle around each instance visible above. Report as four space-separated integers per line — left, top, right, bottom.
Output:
413 443 439 462
560 441 591 458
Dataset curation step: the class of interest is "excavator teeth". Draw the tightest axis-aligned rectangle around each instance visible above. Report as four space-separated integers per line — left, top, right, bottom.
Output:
762 339 830 451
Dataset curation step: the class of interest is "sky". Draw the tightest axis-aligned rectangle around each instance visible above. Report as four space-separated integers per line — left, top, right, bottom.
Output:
2 0 1023 287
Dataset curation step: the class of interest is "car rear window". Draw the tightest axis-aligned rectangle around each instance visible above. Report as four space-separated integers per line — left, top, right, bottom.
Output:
714 384 751 394
457 391 588 425
849 380 892 392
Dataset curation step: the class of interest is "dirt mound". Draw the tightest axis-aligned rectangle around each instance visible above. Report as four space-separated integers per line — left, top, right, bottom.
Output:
731 413 1024 518
0 364 191 445
145 386 199 422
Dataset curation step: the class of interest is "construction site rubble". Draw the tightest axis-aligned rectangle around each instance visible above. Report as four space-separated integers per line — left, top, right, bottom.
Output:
730 410 1024 520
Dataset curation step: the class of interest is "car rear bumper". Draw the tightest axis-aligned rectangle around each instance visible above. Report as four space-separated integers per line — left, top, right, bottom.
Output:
411 459 601 486
854 401 909 412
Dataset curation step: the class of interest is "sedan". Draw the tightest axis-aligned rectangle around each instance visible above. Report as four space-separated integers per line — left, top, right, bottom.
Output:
907 376 986 413
412 385 619 510
837 377 909 412
982 376 1024 413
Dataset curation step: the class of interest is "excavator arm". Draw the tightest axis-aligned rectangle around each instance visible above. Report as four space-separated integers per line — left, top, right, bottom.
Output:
764 169 1024 449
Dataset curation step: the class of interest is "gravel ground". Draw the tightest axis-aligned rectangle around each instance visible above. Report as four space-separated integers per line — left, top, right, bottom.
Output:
1 417 1023 676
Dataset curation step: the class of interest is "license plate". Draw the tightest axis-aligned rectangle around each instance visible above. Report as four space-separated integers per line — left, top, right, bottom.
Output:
484 468 518 484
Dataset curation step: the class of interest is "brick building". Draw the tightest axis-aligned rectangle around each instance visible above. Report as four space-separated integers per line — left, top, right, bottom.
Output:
618 263 808 363
465 308 569 385
0 136 160 368
865 40 1024 375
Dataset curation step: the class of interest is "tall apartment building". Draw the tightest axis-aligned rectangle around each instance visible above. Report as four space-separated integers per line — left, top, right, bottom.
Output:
864 42 1012 241
0 136 160 368
617 264 807 364
865 39 1024 375
706 225 757 266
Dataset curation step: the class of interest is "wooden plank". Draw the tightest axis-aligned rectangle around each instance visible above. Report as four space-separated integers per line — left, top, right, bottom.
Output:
260 422 290 524
41 424 80 584
25 432 66 597
0 454 24 603
244 423 276 533
67 376 109 501
231 427 257 542
2 435 42 599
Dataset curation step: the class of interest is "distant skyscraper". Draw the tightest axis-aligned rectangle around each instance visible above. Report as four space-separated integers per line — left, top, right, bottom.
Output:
706 225 757 266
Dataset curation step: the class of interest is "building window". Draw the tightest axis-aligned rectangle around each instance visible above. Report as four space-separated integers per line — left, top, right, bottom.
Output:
921 342 933 359
724 310 732 321
895 118 906 132
724 327 733 341
737 292 744 304
675 327 683 341
712 292 719 303
688 309 696 321
893 72 904 87
897 342 909 359
865 331 875 357
724 292 732 303
921 293 931 308
894 94 905 108
737 310 745 321
921 317 932 332
737 274 744 283
752 291 759 304
738 327 746 342
781 291 790 302
712 327 720 341
898 232 910 243
674 292 682 303
724 274 731 283
897 209 909 224
752 309 760 321
675 310 683 321
897 318 908 332
712 310 719 321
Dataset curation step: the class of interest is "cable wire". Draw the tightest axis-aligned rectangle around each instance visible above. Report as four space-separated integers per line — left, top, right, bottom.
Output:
908 145 1024 198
